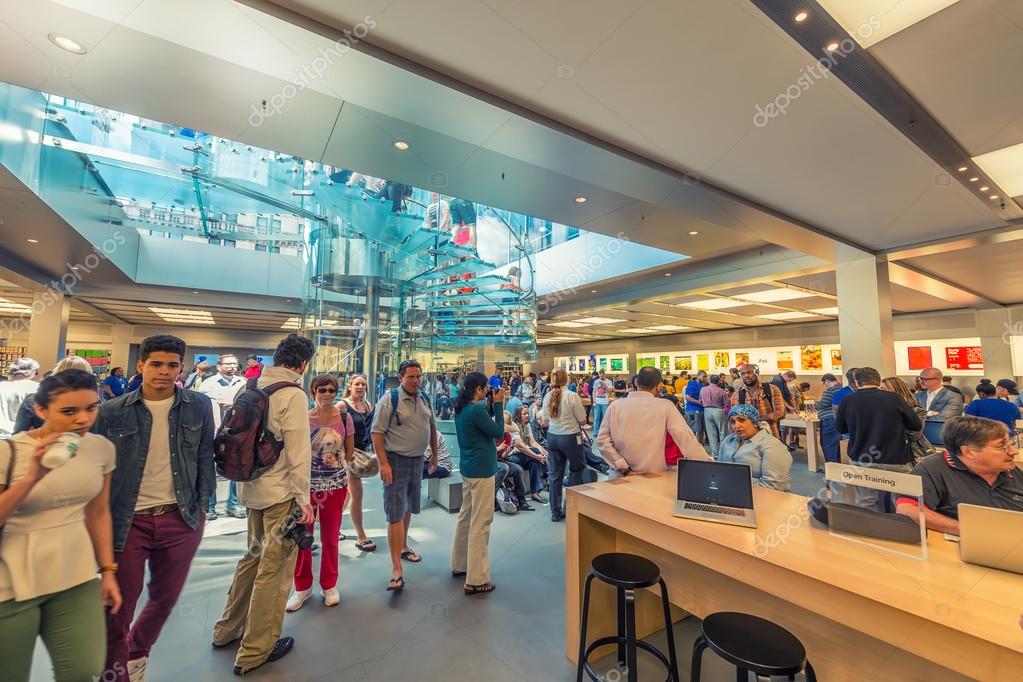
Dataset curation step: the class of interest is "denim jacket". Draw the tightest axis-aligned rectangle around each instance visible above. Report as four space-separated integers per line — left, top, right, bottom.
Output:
93 387 216 551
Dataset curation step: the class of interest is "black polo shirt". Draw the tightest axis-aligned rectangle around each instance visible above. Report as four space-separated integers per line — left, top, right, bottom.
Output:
901 450 1023 519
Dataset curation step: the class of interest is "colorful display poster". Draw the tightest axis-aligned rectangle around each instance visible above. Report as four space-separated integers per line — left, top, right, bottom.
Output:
734 352 749 366
830 348 842 370
907 346 932 371
610 358 624 372
659 355 670 370
674 356 692 371
638 357 655 368
697 353 709 371
777 350 794 370
945 346 983 370
598 357 607 370
714 351 729 368
800 345 822 371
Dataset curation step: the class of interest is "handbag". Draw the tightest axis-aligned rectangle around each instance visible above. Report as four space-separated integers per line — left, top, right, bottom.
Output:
1 440 16 545
347 448 379 478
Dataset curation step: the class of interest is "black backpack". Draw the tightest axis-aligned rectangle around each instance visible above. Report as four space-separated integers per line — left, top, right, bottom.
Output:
213 380 305 481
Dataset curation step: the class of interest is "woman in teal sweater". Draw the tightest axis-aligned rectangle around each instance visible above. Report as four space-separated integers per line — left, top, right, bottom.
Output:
451 372 507 595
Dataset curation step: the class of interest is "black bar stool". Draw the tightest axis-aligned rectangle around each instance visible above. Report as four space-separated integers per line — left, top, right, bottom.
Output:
691 612 817 681
577 552 679 682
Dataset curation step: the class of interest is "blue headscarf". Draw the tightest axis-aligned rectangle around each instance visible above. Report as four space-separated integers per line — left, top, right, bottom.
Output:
729 403 760 424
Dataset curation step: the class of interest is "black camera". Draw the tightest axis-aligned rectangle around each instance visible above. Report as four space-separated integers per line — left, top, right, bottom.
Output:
282 512 314 550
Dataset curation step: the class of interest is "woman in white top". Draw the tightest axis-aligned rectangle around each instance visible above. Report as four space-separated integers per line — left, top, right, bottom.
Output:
538 367 587 522
0 369 121 682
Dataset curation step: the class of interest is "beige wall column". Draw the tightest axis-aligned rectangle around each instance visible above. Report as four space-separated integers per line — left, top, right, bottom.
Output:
977 308 1014 380
835 244 895 376
110 323 132 373
26 288 70 371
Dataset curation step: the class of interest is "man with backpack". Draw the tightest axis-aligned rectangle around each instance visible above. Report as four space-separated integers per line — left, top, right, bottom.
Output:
731 363 786 438
370 359 439 592
212 334 314 676
96 334 216 682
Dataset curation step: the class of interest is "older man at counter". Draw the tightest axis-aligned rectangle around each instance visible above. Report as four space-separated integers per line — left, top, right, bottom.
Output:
896 415 1023 535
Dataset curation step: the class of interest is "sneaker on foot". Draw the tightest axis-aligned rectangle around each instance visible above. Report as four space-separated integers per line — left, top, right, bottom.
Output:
285 589 312 612
206 510 219 521
323 587 340 607
127 657 147 682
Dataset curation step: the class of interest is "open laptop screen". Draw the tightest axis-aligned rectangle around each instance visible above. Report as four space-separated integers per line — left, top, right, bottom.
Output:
677 460 754 509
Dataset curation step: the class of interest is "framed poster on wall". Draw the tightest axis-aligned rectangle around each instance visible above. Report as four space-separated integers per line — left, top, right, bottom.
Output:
830 348 843 370
714 351 729 369
945 346 983 371
610 357 624 372
674 356 692 371
800 345 822 371
777 350 794 370
659 355 670 370
638 357 655 369
696 353 709 371
734 352 749 366
907 346 932 371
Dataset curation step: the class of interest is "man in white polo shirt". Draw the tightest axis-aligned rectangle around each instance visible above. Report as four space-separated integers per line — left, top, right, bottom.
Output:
199 354 247 519
596 366 711 474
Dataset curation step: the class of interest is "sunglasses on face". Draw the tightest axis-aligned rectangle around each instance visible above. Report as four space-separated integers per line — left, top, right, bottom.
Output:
316 387 337 394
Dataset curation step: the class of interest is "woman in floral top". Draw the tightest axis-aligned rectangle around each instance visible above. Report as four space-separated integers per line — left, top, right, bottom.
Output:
287 375 354 611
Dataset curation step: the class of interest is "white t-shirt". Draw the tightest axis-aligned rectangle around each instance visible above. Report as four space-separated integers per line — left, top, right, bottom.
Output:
592 378 613 405
540 388 586 436
0 380 39 438
135 396 177 510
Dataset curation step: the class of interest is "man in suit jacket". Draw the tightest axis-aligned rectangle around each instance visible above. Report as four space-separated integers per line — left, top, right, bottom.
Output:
916 367 965 421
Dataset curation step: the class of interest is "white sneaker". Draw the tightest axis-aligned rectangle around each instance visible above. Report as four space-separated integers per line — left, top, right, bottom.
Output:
127 656 148 682
323 587 340 607
285 589 312 612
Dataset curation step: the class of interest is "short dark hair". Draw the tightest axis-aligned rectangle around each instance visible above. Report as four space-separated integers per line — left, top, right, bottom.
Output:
852 367 880 387
398 359 422 376
942 376 952 383
273 333 314 369
310 374 339 393
975 382 996 397
636 366 662 390
247 354 258 361
217 354 237 364
35 369 98 408
821 373 837 382
943 415 1007 458
140 335 187 362
799 382 811 391
845 367 858 385
111 367 124 376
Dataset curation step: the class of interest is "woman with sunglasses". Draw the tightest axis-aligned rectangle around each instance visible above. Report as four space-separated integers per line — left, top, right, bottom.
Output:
0 369 122 681
338 374 376 552
716 403 792 491
287 375 354 611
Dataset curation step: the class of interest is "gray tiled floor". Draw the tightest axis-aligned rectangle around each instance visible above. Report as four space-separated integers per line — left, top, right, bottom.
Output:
31 451 824 681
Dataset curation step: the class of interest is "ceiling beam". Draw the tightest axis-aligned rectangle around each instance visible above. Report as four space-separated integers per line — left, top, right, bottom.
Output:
887 262 998 309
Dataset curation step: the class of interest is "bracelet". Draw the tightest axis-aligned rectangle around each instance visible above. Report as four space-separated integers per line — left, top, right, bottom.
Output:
99 563 118 574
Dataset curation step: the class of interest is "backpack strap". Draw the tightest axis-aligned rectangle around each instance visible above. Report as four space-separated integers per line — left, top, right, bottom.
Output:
389 388 434 424
261 381 305 396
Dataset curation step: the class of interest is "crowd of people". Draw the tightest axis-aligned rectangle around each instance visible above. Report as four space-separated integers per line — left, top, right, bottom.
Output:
0 345 1020 680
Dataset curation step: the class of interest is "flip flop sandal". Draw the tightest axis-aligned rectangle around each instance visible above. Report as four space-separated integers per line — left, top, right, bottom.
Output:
464 582 496 595
400 550 422 563
386 576 405 592
338 532 347 541
451 570 467 578
355 540 377 552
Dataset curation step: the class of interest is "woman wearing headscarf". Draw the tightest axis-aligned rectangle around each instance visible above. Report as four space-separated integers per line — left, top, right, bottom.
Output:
716 404 792 492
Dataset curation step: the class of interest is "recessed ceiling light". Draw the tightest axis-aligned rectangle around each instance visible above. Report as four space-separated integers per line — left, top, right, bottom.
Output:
957 166 968 172
48 33 87 54
573 317 621 325
547 321 588 328
619 328 657 333
664 273 672 277
990 195 999 200
808 306 839 316
591 290 597 293
192 290 199 294
969 177 979 182
649 325 690 331
687 230 699 236
794 11 808 22
574 196 587 204
756 311 818 321
150 306 215 325
26 238 38 243
678 298 745 311
0 297 31 314
392 140 410 151
979 186 989 191
735 288 814 303
825 42 840 52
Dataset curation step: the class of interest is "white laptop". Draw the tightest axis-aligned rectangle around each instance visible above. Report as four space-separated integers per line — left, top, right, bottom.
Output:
673 460 757 528
958 504 1023 574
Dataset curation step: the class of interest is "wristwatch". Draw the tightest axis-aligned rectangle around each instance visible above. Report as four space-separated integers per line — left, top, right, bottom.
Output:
99 563 118 574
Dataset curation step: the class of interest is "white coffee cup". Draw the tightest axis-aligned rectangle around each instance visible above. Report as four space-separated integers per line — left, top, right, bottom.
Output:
40 432 81 469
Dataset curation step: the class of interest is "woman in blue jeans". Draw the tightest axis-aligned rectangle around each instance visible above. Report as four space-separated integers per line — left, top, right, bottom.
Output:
508 406 548 502
538 368 587 522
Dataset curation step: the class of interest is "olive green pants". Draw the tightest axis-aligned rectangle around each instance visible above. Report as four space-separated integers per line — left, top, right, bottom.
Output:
0 579 105 682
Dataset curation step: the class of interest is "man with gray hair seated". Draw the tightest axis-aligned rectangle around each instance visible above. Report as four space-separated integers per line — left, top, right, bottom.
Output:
0 357 39 438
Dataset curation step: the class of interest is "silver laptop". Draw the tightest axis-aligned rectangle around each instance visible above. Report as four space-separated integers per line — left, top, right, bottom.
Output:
958 504 1023 574
673 460 757 528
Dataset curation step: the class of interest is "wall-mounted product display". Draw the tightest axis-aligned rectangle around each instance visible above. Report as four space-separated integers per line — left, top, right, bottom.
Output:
893 338 983 376
554 354 630 374
67 348 111 375
0 345 28 366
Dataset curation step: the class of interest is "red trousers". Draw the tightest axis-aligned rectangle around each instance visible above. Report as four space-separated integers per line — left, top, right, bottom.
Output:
294 487 347 591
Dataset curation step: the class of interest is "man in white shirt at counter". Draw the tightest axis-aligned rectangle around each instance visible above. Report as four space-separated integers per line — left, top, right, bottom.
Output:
596 366 711 474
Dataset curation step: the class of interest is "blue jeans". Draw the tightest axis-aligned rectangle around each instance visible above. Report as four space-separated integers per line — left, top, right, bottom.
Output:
591 403 608 437
509 451 545 493
820 416 841 463
208 480 240 513
703 407 725 457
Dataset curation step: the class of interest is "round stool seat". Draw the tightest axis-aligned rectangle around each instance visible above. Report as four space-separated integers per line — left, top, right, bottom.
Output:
590 552 660 589
701 612 806 675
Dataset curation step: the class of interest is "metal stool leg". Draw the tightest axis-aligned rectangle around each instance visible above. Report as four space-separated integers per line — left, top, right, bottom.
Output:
657 578 680 682
804 660 818 682
616 586 626 668
576 573 596 682
736 668 749 682
690 634 708 682
624 589 638 682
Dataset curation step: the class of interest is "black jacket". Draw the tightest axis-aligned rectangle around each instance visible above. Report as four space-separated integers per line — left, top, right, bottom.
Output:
835 387 922 465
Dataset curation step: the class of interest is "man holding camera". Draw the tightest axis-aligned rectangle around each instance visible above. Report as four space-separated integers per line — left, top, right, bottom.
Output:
212 334 314 676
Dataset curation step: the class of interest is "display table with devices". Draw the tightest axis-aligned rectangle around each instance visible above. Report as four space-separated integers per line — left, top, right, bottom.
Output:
565 471 1023 681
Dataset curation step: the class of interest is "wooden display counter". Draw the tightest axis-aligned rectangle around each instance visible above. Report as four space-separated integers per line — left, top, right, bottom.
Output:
566 473 1023 681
